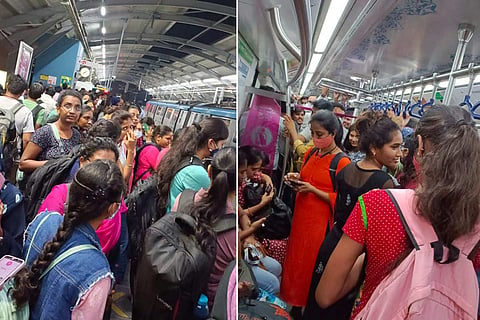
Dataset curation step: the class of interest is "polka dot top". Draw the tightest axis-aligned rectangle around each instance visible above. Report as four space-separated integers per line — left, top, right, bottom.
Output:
343 189 480 319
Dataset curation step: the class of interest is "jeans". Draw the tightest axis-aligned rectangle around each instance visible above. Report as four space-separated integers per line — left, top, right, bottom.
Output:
251 256 282 295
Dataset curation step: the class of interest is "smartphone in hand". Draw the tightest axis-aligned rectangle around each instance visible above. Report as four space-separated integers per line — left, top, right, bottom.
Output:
265 184 273 194
0 255 25 288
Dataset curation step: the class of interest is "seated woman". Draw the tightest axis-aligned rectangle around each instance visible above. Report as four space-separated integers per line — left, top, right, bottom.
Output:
20 90 83 173
172 147 236 309
13 160 125 319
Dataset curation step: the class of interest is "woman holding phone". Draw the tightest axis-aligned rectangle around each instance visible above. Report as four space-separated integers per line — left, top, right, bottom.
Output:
281 110 350 309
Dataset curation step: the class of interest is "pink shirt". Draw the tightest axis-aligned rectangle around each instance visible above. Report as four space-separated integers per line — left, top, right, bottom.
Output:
72 277 111 319
133 144 161 186
38 183 126 255
155 147 170 168
172 188 236 308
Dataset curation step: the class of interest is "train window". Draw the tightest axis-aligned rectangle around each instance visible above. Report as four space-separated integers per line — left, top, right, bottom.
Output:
164 108 173 126
170 110 180 128
176 110 189 131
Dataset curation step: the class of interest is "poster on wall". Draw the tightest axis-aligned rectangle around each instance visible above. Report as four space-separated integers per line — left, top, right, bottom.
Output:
47 76 57 85
14 41 34 82
61 76 72 87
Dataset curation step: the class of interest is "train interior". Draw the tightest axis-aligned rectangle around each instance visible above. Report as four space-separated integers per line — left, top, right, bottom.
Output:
238 0 480 318
0 0 236 319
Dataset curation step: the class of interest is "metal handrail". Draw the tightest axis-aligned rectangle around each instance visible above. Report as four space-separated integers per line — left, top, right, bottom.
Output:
268 7 301 61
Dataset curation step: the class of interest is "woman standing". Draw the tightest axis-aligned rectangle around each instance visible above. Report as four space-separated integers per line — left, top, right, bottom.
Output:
133 125 173 187
304 112 402 319
20 90 83 173
281 110 350 307
13 160 125 319
317 105 480 318
76 106 94 138
157 118 229 214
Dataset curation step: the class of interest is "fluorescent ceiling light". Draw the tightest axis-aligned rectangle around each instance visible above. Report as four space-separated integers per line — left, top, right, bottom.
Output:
314 0 350 53
221 74 237 82
203 78 222 85
412 86 422 94
474 75 480 83
424 84 434 91
307 53 323 73
455 76 470 87
190 80 202 86
439 80 448 88
300 72 314 95
100 6 106 16
404 88 412 95
101 26 106 34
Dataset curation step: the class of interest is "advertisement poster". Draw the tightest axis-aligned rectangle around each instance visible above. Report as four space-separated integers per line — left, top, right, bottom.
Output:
61 76 72 87
14 41 34 82
47 76 57 85
241 94 281 171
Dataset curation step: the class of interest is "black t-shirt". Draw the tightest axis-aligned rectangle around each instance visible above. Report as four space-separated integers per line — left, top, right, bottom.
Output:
333 162 394 229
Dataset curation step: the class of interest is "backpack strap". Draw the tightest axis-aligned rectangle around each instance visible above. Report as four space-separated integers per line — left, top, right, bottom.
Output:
176 189 196 213
329 152 348 192
386 189 480 263
39 244 97 280
10 102 24 116
303 147 318 167
213 214 236 234
31 104 44 123
132 143 161 186
175 156 203 176
48 123 64 151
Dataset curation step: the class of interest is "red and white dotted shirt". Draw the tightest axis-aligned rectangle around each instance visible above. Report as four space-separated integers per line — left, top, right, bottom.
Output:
343 189 480 319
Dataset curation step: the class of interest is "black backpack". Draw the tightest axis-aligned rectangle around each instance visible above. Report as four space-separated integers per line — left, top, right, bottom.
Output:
132 143 161 187
126 156 204 293
23 153 79 224
132 189 235 320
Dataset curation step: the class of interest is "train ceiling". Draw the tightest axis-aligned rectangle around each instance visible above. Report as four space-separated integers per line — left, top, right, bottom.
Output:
240 0 480 101
0 0 236 90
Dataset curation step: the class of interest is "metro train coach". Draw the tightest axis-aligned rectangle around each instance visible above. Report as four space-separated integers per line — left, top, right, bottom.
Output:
146 100 236 146
238 1 480 320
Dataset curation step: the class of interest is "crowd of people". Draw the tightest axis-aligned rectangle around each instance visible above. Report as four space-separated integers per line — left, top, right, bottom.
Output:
238 91 480 320
0 73 235 319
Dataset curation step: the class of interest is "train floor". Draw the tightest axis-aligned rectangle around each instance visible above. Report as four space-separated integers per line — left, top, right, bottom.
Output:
110 264 132 320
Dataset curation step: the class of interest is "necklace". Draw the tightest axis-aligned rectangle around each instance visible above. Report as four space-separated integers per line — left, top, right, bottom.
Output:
320 145 337 157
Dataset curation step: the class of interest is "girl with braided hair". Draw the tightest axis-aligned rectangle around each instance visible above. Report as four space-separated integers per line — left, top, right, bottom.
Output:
12 159 125 319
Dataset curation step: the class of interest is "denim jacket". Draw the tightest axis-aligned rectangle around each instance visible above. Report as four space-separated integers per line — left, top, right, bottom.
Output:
23 211 113 320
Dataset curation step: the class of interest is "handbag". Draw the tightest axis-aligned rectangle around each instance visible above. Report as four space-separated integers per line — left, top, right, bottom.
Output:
243 185 292 240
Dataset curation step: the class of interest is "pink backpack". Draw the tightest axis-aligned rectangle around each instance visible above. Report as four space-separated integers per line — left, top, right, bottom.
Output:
355 189 480 320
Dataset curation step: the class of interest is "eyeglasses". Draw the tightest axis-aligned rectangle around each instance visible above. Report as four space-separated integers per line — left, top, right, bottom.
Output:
121 125 135 131
62 103 82 112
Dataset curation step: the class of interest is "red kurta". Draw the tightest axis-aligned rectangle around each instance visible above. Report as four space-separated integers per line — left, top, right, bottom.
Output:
280 149 350 306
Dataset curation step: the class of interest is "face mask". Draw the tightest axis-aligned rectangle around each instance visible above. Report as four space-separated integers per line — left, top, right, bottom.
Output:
107 203 121 220
135 130 143 139
209 141 220 157
313 135 334 149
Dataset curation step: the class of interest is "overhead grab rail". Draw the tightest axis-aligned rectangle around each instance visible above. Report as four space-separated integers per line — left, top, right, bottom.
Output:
268 7 301 61
268 0 312 87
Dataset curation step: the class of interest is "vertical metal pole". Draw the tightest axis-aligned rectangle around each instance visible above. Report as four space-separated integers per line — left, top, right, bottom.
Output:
279 59 291 197
444 23 475 104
